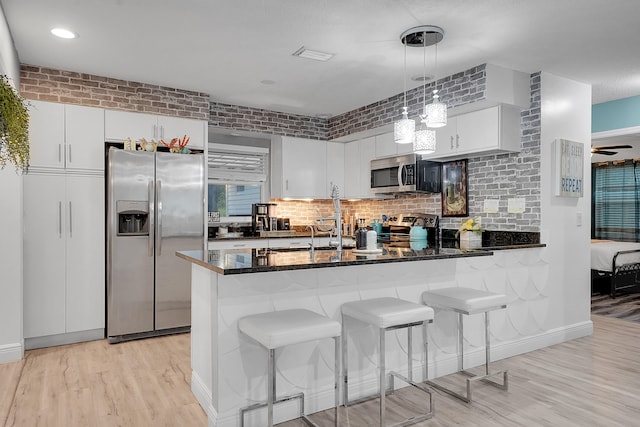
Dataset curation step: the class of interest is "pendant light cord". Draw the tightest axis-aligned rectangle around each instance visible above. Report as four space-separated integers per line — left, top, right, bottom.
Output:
403 40 408 109
422 31 427 118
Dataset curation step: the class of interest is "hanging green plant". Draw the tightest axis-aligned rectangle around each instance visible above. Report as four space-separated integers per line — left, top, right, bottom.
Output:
0 74 30 172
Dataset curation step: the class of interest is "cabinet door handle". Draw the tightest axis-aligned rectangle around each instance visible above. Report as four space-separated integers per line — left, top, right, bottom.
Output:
285 179 289 191
68 144 72 164
58 144 62 163
153 124 157 139
58 201 62 238
69 201 73 238
160 125 165 139
450 136 454 150
456 134 460 148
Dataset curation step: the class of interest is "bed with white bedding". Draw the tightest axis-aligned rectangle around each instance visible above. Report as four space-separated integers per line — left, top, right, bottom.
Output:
591 240 640 297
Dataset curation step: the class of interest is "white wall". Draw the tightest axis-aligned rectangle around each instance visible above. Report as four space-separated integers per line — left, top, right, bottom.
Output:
0 4 23 363
540 72 592 328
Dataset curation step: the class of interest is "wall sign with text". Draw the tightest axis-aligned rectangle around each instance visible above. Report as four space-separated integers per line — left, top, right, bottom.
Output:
553 139 584 198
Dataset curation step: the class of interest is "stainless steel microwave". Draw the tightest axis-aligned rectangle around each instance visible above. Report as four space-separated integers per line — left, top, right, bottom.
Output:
370 153 442 194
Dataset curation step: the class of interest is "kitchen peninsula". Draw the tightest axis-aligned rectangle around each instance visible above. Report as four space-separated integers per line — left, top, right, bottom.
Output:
177 242 554 427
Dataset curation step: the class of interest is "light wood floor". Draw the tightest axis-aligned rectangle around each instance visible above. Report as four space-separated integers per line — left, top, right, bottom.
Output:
2 315 639 426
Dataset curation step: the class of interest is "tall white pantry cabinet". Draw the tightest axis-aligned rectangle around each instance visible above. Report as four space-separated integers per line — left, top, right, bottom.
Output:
23 100 105 348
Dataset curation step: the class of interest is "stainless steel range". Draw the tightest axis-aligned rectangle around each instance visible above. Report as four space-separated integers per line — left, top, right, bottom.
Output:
381 213 440 248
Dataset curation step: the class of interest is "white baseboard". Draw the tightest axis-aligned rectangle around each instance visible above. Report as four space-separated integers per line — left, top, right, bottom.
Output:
191 371 217 425
24 329 104 350
194 320 594 426
0 342 23 364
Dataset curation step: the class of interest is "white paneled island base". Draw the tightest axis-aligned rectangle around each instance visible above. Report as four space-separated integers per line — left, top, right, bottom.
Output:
178 246 592 427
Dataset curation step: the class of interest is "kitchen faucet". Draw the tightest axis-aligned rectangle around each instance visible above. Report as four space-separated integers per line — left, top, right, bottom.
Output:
306 225 315 250
330 184 343 253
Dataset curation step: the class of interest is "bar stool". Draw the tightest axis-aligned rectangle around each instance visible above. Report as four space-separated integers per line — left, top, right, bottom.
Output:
238 309 341 427
341 297 435 427
422 287 508 404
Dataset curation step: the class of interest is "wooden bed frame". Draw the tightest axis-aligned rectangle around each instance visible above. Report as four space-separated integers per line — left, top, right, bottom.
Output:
591 248 640 298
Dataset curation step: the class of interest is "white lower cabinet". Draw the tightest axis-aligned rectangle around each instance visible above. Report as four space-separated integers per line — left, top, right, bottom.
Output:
23 173 105 339
207 239 266 250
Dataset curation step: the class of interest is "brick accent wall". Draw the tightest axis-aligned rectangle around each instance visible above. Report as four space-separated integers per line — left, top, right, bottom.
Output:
440 72 541 232
328 64 486 140
275 71 542 232
209 102 328 139
19 64 210 120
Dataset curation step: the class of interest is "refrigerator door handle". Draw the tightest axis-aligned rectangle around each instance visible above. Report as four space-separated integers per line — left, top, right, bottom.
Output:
148 179 154 257
157 179 163 256
58 201 62 238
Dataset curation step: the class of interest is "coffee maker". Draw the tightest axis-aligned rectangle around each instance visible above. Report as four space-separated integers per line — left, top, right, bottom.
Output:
252 203 277 234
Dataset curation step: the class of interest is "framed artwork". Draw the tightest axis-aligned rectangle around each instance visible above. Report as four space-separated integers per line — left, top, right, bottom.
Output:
441 159 468 217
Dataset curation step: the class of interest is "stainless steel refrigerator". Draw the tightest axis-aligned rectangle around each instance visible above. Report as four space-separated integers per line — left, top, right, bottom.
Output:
106 147 204 343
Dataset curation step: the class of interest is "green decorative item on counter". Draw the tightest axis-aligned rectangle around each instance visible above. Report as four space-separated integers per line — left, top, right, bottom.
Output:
0 75 30 172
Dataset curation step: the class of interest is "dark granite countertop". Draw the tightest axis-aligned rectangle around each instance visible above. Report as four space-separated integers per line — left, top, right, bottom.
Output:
177 243 495 275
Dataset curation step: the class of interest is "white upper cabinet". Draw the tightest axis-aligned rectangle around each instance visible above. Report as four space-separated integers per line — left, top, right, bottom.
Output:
326 141 345 198
423 105 521 160
28 100 104 171
157 116 206 149
104 109 157 141
271 136 327 199
343 137 377 199
374 131 412 158
105 109 206 149
65 104 106 170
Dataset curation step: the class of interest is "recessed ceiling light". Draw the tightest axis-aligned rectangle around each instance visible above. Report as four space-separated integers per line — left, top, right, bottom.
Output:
292 46 334 62
51 28 78 39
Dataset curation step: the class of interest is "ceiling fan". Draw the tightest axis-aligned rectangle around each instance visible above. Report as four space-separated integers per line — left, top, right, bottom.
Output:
591 144 633 156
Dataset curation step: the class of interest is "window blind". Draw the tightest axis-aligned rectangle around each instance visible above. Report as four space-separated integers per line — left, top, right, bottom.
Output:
593 160 640 241
207 143 269 182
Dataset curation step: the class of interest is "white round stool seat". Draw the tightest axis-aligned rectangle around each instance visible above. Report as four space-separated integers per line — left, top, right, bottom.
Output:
238 309 341 349
341 297 434 328
422 287 507 314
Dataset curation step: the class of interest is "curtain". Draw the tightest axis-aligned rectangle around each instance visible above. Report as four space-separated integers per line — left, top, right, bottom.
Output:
592 160 640 241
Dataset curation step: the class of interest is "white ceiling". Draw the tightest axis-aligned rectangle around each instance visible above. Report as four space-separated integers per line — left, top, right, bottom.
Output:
2 0 640 154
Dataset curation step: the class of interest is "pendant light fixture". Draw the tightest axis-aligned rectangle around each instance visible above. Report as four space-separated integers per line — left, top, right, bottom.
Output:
424 28 447 128
394 40 415 144
400 26 444 152
414 29 437 154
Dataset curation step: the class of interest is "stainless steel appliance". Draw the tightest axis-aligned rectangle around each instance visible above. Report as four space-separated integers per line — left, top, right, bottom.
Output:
251 203 277 233
107 147 204 343
370 154 442 194
379 213 440 248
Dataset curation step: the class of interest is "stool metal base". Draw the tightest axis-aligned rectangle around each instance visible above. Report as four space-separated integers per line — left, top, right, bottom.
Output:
240 336 339 427
425 309 508 404
343 318 434 427
240 392 316 427
426 368 508 404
